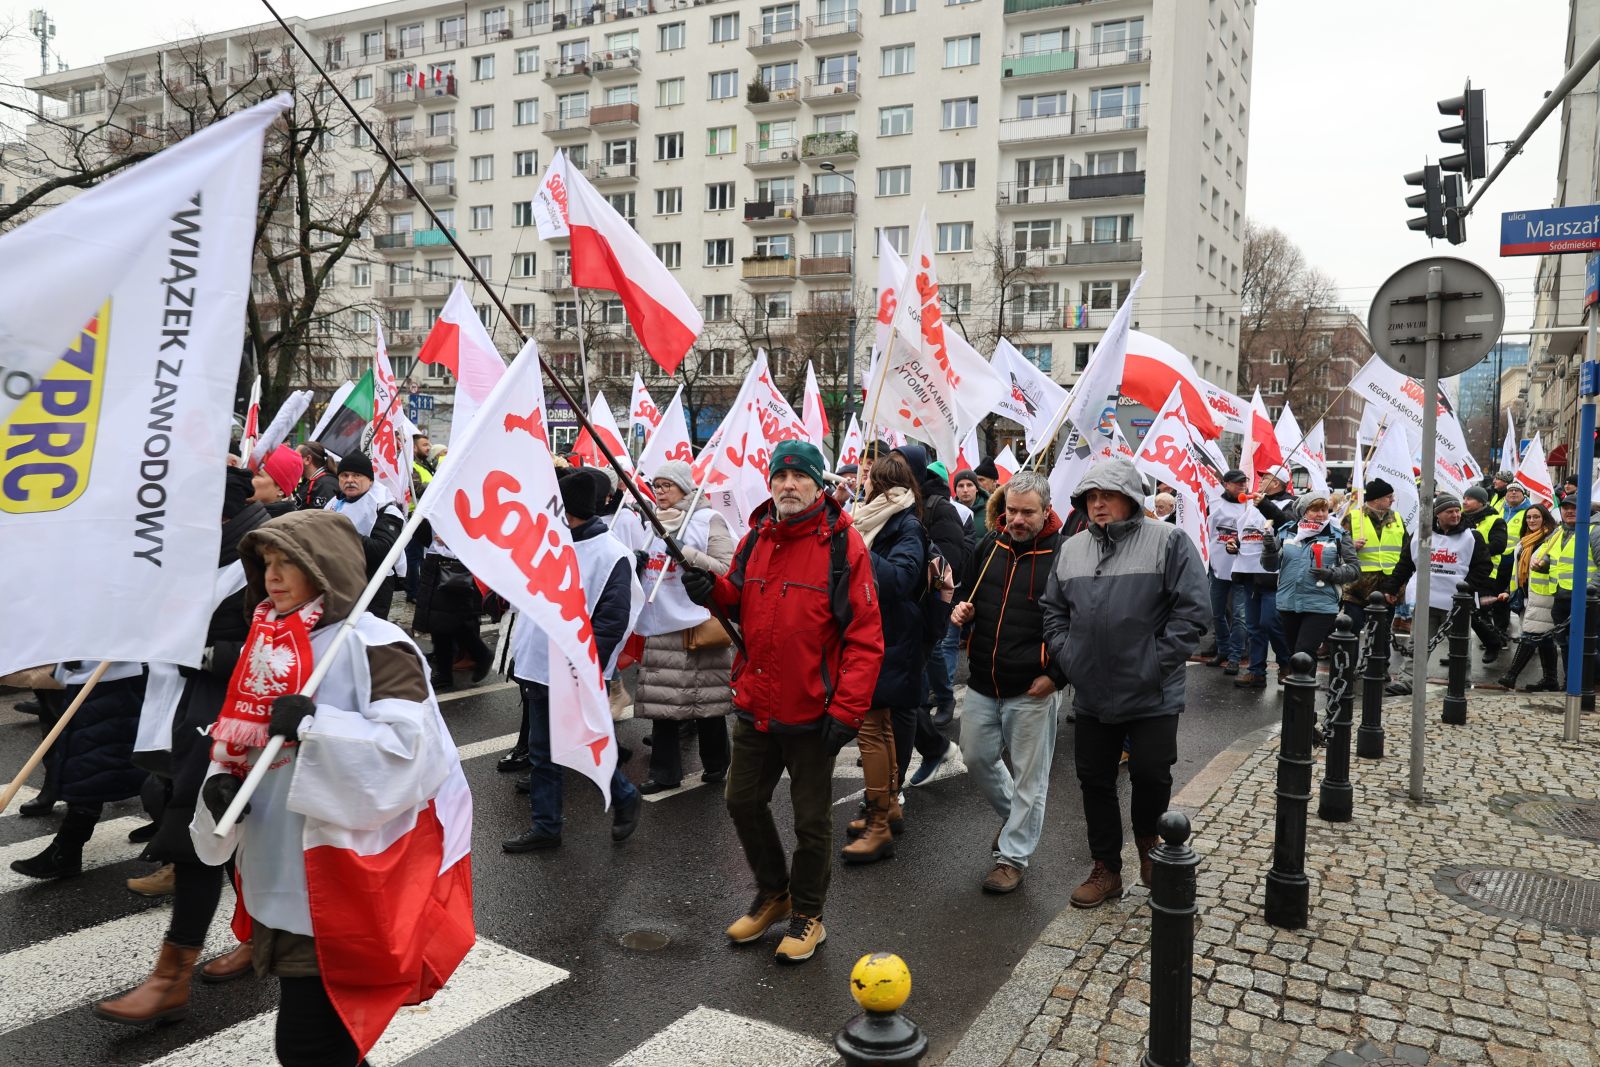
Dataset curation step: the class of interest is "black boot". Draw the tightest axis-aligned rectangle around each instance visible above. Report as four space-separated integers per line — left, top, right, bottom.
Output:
1496 642 1537 690
10 838 83 879
1525 642 1562 692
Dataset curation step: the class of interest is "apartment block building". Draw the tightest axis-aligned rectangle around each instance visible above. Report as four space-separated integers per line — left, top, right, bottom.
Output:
23 0 1253 448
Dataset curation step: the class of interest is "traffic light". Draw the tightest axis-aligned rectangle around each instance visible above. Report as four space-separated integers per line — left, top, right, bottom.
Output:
1438 81 1487 183
1405 164 1445 240
1442 173 1466 245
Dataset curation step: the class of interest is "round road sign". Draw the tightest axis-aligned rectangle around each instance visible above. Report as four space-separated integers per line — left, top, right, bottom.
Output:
1367 256 1506 379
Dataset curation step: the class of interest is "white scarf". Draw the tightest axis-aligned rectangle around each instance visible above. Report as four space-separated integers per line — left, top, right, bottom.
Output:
852 487 915 548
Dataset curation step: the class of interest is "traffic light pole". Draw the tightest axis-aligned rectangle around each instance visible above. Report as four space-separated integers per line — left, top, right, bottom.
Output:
1564 313 1598 744
1409 265 1444 802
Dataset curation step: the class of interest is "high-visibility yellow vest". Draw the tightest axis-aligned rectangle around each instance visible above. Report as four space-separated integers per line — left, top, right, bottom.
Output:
1504 508 1526 556
1471 511 1511 563
1529 530 1563 597
1552 527 1578 593
1349 510 1405 573
410 460 433 513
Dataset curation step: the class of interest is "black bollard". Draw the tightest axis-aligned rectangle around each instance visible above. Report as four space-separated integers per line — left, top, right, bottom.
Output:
1265 651 1316 930
1356 592 1390 759
1584 584 1599 713
835 953 928 1067
1318 614 1357 823
1142 811 1197 1067
1442 582 1472 725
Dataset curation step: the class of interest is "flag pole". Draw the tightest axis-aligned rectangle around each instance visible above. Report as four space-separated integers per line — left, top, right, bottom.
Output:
0 661 110 814
260 0 743 658
572 289 595 410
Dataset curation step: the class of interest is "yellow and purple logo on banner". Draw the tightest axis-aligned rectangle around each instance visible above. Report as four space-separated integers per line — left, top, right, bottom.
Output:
0 302 109 513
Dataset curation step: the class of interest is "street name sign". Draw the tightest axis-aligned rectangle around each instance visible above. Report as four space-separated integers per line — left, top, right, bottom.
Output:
1501 204 1600 257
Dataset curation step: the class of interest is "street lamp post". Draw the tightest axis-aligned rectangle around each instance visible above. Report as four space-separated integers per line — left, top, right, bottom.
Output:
820 161 859 434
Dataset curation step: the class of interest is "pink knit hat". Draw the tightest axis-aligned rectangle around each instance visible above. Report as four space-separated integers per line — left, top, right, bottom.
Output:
262 445 303 496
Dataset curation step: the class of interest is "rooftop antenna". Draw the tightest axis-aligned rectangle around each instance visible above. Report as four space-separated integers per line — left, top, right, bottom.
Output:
28 9 57 118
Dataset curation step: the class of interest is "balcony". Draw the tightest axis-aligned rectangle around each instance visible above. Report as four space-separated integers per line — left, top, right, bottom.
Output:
747 316 797 339
998 105 1146 144
800 130 858 161
380 182 417 206
590 49 641 79
419 130 457 154
544 110 591 137
799 254 852 278
996 180 1068 208
412 226 457 248
748 23 803 53
584 160 638 184
745 139 801 168
106 129 163 154
376 280 424 301
801 191 856 218
743 198 799 224
539 271 574 292
803 73 859 103
116 79 163 108
589 102 640 128
1069 170 1145 199
745 79 801 111
384 133 421 157
1005 309 1064 332
1002 39 1151 78
804 10 861 43
1066 238 1141 264
741 255 798 282
374 86 422 109
386 331 424 350
543 57 593 83
420 179 457 200
1003 0 1115 16
375 232 413 253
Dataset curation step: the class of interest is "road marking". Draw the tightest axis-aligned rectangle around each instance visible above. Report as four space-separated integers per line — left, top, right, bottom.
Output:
0 814 147 894
437 680 517 704
833 742 970 807
455 731 522 763
0 889 237 1035
141 938 568 1067
610 1006 834 1067
640 771 720 804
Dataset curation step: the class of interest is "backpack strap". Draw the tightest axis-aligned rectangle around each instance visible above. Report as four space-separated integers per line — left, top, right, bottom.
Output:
829 522 853 631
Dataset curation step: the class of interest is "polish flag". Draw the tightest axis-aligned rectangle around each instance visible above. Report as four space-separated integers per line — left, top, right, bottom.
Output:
994 446 1019 485
368 322 411 507
1515 432 1554 505
951 427 980 488
802 360 830 448
693 354 779 529
837 414 865 471
536 150 703 374
1243 387 1283 487
240 373 262 467
636 385 693 476
571 391 634 472
417 281 507 450
629 372 662 436
1120 330 1224 440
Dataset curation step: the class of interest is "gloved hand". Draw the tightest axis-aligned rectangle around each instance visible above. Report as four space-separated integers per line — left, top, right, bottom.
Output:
201 773 249 824
681 565 716 605
1310 568 1334 583
819 715 859 757
268 694 316 740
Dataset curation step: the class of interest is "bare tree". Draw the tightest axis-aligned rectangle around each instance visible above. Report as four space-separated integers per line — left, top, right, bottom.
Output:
1239 220 1342 415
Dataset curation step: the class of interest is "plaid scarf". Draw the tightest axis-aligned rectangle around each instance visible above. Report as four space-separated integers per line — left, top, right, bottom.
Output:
210 598 322 764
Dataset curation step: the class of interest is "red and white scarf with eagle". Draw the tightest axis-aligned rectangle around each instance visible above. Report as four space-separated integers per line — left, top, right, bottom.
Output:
210 598 323 768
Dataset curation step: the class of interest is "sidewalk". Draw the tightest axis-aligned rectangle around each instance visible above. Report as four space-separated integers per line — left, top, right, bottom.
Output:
943 692 1600 1067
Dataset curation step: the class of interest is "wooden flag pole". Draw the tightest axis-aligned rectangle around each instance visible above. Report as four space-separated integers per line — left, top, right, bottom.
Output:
0 661 110 814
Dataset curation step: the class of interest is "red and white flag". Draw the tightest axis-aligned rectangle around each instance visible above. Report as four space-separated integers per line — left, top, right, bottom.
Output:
1241 387 1283 488
951 427 980 485
1059 273 1145 447
837 414 865 471
995 446 1019 485
1274 402 1330 495
417 281 507 450
572 391 634 472
532 149 572 240
693 354 778 530
1134 386 1229 567
802 360 830 448
1196 378 1249 437
368 323 411 507
1121 330 1224 440
636 385 693 476
423 340 619 798
629 372 662 437
240 374 262 465
991 338 1069 452
1515 432 1554 505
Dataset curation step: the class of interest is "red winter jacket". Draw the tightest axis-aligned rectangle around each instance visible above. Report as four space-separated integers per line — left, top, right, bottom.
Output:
711 497 883 732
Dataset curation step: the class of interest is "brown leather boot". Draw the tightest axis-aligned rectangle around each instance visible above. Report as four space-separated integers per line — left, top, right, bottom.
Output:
1136 835 1160 888
1069 861 1125 909
841 796 896 863
92 941 200 1026
199 940 255 983
846 790 904 838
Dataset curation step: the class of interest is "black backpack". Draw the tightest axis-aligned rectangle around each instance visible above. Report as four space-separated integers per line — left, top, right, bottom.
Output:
731 515 855 634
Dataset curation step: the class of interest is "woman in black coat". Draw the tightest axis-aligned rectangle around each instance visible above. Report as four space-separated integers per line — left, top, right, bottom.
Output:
414 535 490 690
840 453 928 864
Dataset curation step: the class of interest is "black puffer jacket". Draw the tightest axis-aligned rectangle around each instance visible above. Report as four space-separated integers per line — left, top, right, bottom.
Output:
54 668 147 807
960 509 1066 698
415 551 483 634
893 443 972 580
865 505 929 708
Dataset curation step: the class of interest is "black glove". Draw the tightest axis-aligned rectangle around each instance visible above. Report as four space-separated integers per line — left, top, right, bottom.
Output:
681 565 716 605
268 694 316 740
819 715 859 757
201 773 249 824
1310 568 1334 583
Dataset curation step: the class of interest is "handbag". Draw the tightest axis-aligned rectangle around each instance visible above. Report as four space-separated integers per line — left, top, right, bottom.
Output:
684 615 733 652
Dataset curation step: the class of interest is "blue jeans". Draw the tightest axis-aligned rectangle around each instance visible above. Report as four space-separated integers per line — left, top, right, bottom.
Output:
959 689 1058 869
521 681 637 836
1242 580 1289 676
1209 574 1245 660
924 622 961 708
940 621 960 690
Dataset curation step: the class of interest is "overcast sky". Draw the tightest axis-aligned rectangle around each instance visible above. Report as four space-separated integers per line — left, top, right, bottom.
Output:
3 0 1574 333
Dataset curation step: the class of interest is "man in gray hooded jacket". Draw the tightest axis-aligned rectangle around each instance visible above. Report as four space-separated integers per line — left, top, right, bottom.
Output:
1041 457 1209 908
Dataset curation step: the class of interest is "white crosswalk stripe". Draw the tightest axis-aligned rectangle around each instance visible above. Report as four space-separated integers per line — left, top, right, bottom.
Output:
0 813 147 894
0 787 39 818
140 939 568 1067
610 1006 834 1067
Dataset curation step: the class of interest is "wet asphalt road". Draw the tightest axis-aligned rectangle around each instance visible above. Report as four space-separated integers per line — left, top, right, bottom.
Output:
0 649 1312 1067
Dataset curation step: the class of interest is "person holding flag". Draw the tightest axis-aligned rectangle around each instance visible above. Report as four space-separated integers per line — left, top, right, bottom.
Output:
1340 478 1410 633
1461 487 1510 662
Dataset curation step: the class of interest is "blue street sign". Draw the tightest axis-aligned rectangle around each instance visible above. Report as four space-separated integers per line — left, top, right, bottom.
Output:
1584 360 1600 398
1589 254 1600 309
1501 205 1600 257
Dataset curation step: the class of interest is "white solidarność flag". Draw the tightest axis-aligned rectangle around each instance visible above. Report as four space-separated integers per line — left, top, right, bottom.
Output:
1515 432 1554 506
802 360 830 452
0 97 289 425
836 414 865 471
1348 356 1480 497
367 323 411 508
991 338 1070 453
0 97 289 677
1367 423 1422 532
1500 410 1518 476
421 340 619 798
1133 386 1230 569
1058 273 1145 446
1273 402 1330 495
693 354 777 531
635 385 692 477
630 372 662 437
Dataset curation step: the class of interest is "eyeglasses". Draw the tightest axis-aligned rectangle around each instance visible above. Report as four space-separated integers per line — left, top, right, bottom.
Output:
649 481 678 493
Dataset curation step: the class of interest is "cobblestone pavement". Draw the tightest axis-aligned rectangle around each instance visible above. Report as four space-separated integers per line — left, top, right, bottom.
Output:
943 693 1600 1067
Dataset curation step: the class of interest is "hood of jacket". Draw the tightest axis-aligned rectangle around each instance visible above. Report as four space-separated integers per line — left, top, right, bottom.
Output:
238 509 370 623
1071 457 1145 533
219 501 271 567
891 442 953 502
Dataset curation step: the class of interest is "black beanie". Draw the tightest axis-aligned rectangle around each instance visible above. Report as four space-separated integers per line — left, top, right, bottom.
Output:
558 467 605 520
221 465 253 520
975 458 999 480
1363 478 1394 499
337 451 375 479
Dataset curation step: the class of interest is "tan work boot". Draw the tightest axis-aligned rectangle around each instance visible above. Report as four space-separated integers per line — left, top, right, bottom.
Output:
126 863 176 897
1069 861 1125 909
1135 835 1160 888
841 797 896 864
725 890 792 944
199 940 255 983
773 913 826 963
981 862 1024 894
92 941 200 1026
846 792 904 838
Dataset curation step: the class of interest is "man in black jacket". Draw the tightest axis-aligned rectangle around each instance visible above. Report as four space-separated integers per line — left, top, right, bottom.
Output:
950 470 1066 894
326 452 407 618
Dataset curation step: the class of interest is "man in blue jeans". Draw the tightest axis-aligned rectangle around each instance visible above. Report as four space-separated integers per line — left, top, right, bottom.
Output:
503 468 644 851
1202 470 1251 673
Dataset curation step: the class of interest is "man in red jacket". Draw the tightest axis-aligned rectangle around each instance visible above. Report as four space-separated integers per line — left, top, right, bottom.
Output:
683 441 883 964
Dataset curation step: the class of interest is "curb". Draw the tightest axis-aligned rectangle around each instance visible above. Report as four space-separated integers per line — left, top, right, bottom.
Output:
935 719 1282 1067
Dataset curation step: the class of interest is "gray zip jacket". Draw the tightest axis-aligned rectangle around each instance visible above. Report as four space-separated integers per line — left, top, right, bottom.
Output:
1041 458 1211 723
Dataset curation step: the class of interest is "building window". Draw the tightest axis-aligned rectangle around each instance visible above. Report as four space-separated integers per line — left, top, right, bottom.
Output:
654 242 682 269
876 226 910 255
658 77 684 107
352 75 373 100
944 35 979 67
941 283 972 314
1269 378 1285 394
880 44 914 77
352 309 372 333
1081 279 1131 309
706 126 735 155
1074 343 1093 371
512 200 534 226
657 132 685 160
514 150 538 176
1086 214 1134 243
942 97 978 129
513 304 536 329
351 169 374 193
879 104 912 136
513 253 537 277
659 22 685 50
515 47 539 74
473 55 495 80
710 13 739 42
939 160 976 191
471 105 494 130
1270 349 1283 365
701 347 736 374
656 187 683 214
437 15 466 44
937 222 973 252
706 182 735 211
1018 344 1053 372
877 166 910 197
705 239 734 266
885 0 915 12
709 70 738 100
470 205 493 229
351 263 371 287
467 255 490 278
704 296 733 322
